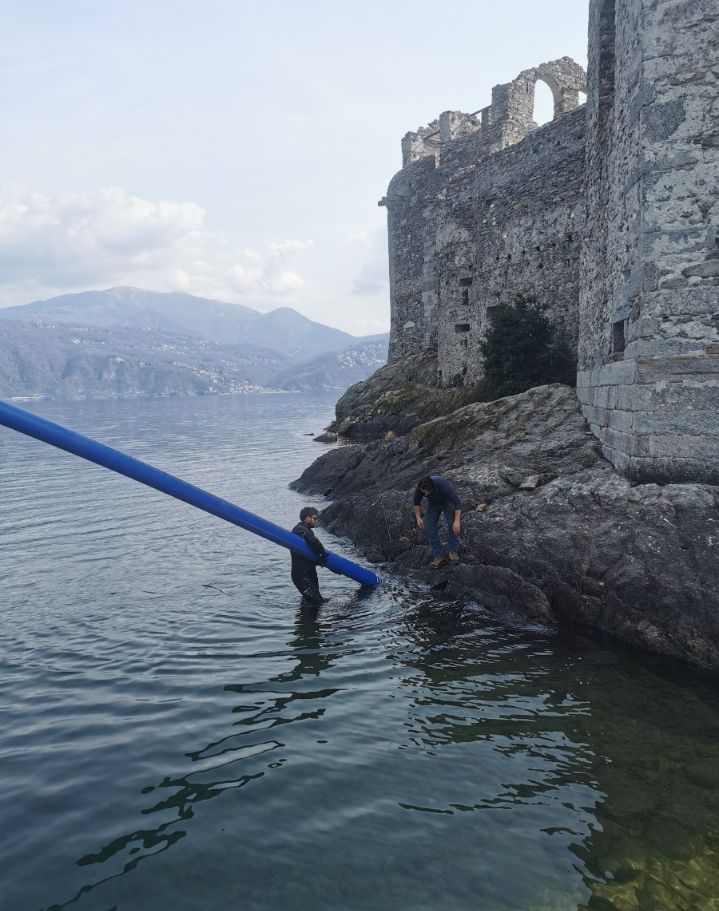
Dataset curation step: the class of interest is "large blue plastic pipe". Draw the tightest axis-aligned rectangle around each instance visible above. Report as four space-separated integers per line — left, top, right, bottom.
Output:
0 399 382 587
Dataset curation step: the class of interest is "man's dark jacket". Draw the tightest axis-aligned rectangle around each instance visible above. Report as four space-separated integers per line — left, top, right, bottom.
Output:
290 521 326 602
413 475 463 509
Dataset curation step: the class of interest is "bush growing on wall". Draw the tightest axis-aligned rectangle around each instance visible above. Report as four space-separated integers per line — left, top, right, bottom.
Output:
480 298 576 398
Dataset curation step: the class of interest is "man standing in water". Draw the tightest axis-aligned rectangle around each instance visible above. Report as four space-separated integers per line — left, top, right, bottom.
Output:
413 475 463 568
290 506 327 603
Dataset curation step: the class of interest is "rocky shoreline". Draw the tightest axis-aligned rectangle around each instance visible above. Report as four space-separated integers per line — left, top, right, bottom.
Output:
293 383 719 673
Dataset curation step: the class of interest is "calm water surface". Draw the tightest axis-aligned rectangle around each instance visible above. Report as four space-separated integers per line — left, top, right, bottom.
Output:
1 394 718 911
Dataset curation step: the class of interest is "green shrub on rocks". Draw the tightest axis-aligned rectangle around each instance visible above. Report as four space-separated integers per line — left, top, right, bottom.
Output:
480 298 576 398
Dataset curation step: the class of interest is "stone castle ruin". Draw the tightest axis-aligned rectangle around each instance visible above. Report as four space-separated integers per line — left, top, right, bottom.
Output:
380 0 718 485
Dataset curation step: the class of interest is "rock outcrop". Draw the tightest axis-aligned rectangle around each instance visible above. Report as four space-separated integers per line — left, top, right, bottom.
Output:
293 384 719 672
330 353 483 440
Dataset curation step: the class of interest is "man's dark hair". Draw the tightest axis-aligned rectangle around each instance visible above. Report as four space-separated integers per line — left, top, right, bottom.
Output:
300 506 319 521
418 476 435 493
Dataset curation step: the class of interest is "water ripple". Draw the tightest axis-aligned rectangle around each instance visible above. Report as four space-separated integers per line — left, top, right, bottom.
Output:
2 395 719 911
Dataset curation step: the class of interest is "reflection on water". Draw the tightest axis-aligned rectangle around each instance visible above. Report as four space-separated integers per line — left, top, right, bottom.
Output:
394 604 719 911
57 603 341 911
1 395 718 911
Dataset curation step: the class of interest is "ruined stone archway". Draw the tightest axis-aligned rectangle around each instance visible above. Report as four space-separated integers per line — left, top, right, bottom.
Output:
533 58 588 118
532 78 555 127
498 57 588 144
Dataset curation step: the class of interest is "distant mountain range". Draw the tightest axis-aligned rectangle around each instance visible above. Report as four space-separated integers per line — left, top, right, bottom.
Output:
0 287 388 400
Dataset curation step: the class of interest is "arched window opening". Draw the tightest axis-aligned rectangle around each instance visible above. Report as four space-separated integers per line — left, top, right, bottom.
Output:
532 80 555 127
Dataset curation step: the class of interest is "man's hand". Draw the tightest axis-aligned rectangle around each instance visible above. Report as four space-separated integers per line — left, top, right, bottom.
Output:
452 520 461 535
416 516 425 530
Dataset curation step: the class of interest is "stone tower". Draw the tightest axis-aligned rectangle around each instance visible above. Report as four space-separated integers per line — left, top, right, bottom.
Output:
577 0 719 483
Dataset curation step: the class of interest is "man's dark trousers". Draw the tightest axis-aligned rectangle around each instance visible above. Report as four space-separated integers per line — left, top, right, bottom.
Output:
426 501 460 556
291 560 323 603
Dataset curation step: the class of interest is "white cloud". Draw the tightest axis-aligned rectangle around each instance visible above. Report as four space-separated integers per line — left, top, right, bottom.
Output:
0 185 313 307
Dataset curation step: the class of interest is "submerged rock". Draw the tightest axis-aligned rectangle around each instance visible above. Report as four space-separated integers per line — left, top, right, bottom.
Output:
293 384 719 672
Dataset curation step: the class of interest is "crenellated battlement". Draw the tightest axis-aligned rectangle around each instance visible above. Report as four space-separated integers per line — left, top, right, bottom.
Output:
400 57 587 168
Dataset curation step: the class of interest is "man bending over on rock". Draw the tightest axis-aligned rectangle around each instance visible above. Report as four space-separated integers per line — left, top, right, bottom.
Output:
291 507 328 604
413 475 463 568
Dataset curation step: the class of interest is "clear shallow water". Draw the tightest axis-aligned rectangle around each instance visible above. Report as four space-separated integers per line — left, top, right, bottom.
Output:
1 394 719 911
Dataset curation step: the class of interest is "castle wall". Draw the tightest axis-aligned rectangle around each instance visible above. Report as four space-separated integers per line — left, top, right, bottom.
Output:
383 157 441 362
382 58 587 376
382 8 717 484
578 0 719 484
436 110 585 385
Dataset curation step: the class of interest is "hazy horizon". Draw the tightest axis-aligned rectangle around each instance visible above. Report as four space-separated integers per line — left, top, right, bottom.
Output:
1 284 391 338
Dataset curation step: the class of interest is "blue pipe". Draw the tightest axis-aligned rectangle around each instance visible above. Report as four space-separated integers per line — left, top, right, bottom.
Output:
0 399 382 587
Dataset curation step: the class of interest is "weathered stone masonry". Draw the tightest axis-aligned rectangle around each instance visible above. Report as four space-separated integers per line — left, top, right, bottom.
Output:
578 0 719 484
381 57 588 385
380 0 718 484
436 110 585 386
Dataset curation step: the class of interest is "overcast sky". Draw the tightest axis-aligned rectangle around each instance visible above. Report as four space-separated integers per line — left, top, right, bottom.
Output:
0 0 590 334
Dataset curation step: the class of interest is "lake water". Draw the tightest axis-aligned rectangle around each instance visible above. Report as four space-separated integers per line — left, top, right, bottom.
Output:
1 393 719 911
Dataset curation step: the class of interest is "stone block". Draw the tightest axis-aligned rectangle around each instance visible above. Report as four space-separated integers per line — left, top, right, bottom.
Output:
640 286 719 318
606 409 635 434
615 383 655 412
644 227 710 257
596 360 638 387
642 432 719 463
633 337 708 358
651 381 719 411
636 355 719 383
633 408 719 437
594 385 614 409
602 426 638 458
583 404 607 427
